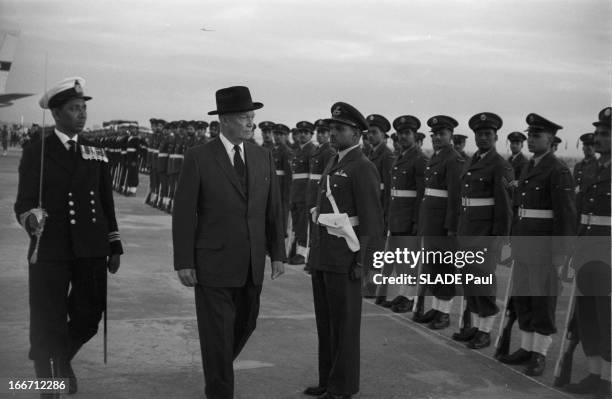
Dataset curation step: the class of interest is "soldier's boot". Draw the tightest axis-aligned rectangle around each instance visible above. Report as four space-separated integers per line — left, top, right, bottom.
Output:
391 296 414 313
414 308 438 324
564 374 601 394
452 326 478 342
374 296 392 307
498 348 532 365
57 357 77 394
524 353 546 376
428 312 450 330
466 331 491 350
595 379 611 399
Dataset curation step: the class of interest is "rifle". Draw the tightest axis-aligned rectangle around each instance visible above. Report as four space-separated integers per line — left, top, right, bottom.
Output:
494 260 515 359
553 279 578 387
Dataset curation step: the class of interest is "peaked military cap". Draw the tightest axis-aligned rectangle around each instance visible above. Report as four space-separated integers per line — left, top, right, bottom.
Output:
197 121 209 130
40 76 92 109
468 112 503 132
274 123 290 135
258 121 276 131
427 115 458 132
149 118 158 125
593 107 611 128
452 134 468 145
579 133 594 145
366 114 391 133
507 131 527 142
415 132 426 142
393 115 421 132
209 121 219 127
525 113 562 134
324 102 368 131
296 121 314 133
314 119 330 130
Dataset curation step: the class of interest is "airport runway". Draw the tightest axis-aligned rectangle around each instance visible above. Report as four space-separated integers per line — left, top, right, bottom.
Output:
0 147 582 398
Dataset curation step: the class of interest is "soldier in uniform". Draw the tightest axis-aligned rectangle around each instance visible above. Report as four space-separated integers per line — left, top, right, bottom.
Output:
305 119 336 272
124 128 141 196
290 128 300 151
156 122 171 209
573 132 599 209
145 119 162 206
195 121 209 146
564 107 611 398
499 113 576 376
453 133 469 160
452 112 513 349
259 121 276 151
208 120 220 141
374 115 427 313
413 115 463 329
507 131 529 179
14 77 123 394
551 135 562 154
272 123 293 239
415 132 426 150
288 121 317 265
365 114 395 229
304 102 384 399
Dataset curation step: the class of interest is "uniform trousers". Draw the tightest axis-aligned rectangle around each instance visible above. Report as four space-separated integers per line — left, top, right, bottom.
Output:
311 270 361 396
290 201 309 249
28 258 107 361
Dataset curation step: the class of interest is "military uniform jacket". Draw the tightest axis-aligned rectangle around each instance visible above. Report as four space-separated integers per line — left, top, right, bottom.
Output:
126 136 140 164
577 159 610 237
369 143 395 223
457 149 514 237
118 135 129 165
272 143 292 204
167 136 182 174
156 137 170 173
418 145 463 236
290 141 316 203
573 157 599 215
509 152 529 182
307 142 336 209
310 147 384 273
511 152 576 265
149 134 159 171
14 133 123 261
388 145 427 234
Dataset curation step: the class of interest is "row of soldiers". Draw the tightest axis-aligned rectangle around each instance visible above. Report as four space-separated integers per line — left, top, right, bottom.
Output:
243 109 609 398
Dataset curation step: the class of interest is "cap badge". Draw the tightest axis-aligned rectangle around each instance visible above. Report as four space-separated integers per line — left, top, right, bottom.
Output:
399 117 405 123
432 117 438 124
368 115 374 121
74 80 83 94
480 114 486 121
332 106 342 116
605 108 611 117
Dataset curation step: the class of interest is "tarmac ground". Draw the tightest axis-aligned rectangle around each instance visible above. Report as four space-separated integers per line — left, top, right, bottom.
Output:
0 147 587 398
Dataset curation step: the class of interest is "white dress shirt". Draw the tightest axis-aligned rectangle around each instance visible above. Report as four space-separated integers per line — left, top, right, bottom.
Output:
55 129 78 151
337 143 360 162
219 133 245 166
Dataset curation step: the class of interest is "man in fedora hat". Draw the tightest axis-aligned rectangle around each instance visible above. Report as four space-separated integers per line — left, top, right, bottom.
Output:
172 85 286 399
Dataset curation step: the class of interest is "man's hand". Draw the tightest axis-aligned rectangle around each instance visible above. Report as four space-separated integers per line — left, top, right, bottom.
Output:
26 214 40 236
178 268 198 287
271 261 285 280
107 254 121 273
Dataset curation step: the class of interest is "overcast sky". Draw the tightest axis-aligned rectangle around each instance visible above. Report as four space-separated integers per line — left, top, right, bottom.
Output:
0 0 610 155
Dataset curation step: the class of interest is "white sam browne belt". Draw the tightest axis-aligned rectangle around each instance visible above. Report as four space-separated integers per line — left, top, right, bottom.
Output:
580 214 611 226
391 189 417 198
462 197 495 206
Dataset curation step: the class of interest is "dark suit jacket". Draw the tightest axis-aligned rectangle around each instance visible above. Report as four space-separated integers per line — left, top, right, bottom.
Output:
172 137 286 287
14 133 123 261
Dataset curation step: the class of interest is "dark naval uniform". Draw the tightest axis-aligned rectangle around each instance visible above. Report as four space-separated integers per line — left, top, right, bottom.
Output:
416 115 463 329
509 151 529 181
125 134 141 195
272 124 293 236
503 113 576 377
365 114 395 227
308 102 384 398
455 112 514 349
15 77 124 395
307 141 336 211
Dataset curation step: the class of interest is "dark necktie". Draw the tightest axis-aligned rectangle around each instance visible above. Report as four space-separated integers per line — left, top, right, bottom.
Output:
233 145 245 178
67 139 77 161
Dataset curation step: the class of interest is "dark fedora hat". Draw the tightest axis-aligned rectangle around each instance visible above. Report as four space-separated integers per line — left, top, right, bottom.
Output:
208 86 263 115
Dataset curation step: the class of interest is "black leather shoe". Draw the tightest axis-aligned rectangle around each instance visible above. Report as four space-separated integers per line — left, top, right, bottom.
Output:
524 353 546 376
564 373 600 394
58 358 77 394
391 296 413 313
452 326 478 342
317 392 351 399
414 308 438 324
303 386 327 396
428 312 450 330
289 254 305 265
466 331 491 350
498 348 532 365
595 378 611 399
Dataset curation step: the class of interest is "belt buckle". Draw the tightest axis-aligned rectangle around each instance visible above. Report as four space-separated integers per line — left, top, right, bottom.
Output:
518 207 524 219
461 197 467 206
585 214 592 226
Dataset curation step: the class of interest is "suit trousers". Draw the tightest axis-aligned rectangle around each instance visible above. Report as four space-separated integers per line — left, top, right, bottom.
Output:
311 270 361 396
28 258 107 361
194 273 262 399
